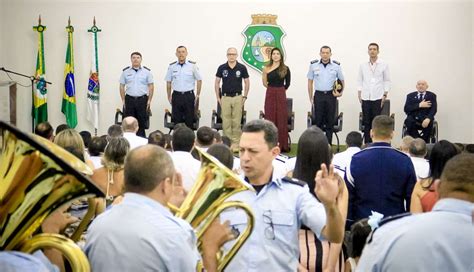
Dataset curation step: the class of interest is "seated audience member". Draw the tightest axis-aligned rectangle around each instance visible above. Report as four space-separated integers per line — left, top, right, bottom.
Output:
408 138 430 179
148 130 166 148
88 136 108 169
345 115 417 228
358 153 474 271
206 143 234 169
454 142 465 152
192 126 217 160
410 140 458 213
79 131 92 150
221 135 232 148
163 134 172 151
293 126 348 272
333 131 363 177
399 135 414 154
34 121 54 141
170 126 201 191
91 137 130 207
121 117 147 150
465 144 474 153
107 124 123 139
344 218 371 272
55 124 69 136
85 145 234 272
222 120 344 271
54 129 94 169
213 131 223 144
403 80 437 143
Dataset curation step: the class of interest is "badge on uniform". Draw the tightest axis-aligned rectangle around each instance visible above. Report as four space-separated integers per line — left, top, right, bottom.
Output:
333 79 343 94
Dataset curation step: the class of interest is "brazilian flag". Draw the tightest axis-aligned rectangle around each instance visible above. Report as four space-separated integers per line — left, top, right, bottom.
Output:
61 23 77 128
33 22 48 125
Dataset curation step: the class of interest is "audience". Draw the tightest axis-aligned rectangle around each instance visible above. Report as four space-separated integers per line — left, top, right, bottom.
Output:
122 117 147 150
34 121 54 141
54 128 94 169
55 124 69 136
206 143 234 169
170 126 201 191
345 115 416 228
410 140 459 213
408 138 430 179
148 129 166 148
399 135 414 154
344 218 371 272
79 131 92 149
195 126 215 150
358 153 474 271
333 131 363 177
107 124 123 139
88 136 108 169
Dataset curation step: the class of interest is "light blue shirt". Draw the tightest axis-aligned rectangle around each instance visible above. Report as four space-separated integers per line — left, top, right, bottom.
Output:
119 66 154 97
85 193 200 272
0 251 58 272
221 177 327 272
165 60 202 92
357 198 474 272
307 59 344 91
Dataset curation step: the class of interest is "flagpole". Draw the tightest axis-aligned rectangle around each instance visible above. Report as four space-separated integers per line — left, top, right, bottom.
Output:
87 17 101 136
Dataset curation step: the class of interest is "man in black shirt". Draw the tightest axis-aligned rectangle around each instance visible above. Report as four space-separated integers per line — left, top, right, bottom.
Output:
214 48 250 151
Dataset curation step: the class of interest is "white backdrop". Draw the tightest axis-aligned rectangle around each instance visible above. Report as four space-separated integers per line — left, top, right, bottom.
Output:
1 0 473 145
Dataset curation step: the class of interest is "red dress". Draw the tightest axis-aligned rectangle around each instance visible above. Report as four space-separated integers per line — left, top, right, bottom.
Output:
264 68 291 152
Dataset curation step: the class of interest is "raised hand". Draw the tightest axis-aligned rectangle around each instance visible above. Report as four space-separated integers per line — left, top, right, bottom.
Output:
314 163 339 207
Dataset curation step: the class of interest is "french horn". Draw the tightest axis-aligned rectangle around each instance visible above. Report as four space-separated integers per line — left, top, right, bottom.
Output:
0 121 104 271
170 146 255 271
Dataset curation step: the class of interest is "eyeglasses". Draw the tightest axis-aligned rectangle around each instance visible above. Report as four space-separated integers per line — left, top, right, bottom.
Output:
227 53 237 56
263 210 275 240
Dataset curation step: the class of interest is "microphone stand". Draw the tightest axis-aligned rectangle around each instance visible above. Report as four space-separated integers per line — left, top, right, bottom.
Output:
0 67 53 132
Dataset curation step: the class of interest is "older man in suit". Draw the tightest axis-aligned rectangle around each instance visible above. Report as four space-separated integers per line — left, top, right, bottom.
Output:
403 80 437 143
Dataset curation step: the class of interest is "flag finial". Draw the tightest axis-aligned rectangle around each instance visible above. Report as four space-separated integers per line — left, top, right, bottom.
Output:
68 16 71 26
93 16 96 26
38 15 41 25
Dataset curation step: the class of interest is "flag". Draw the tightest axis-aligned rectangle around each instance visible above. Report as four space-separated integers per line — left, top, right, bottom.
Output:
61 20 77 128
86 19 101 130
33 19 48 125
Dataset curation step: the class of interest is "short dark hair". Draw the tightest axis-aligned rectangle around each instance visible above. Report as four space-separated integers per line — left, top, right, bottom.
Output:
346 131 363 148
320 45 331 52
130 52 142 58
207 144 234 169
176 46 187 51
55 124 69 136
242 119 278 148
79 131 92 148
125 145 175 193
371 115 394 139
465 144 474 154
107 124 123 138
409 138 427 157
88 136 108 156
221 136 231 147
197 126 215 146
148 130 166 147
439 153 474 197
368 42 379 50
213 131 222 143
350 218 372 258
35 121 53 139
293 126 332 195
172 126 195 152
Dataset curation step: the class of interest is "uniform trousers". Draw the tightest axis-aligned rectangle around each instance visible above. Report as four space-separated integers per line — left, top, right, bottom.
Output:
172 90 195 129
124 94 148 137
313 91 337 145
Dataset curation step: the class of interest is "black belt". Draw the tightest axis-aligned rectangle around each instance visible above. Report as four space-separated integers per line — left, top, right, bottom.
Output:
126 94 148 99
222 92 242 97
173 90 194 94
315 90 333 95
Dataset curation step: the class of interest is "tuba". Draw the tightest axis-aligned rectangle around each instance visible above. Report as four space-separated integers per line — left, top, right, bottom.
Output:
170 146 255 271
0 121 104 271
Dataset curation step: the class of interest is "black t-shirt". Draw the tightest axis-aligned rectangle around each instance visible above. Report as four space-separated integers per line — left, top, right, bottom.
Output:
216 62 249 95
267 67 291 89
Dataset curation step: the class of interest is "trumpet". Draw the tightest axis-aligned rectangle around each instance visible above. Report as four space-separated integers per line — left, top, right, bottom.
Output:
0 121 104 271
170 146 255 271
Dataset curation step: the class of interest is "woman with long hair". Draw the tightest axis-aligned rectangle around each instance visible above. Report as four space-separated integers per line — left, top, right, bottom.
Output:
262 47 291 152
410 140 459 213
293 126 348 272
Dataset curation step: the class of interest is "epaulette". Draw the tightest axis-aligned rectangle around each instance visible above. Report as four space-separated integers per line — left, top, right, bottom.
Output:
169 61 177 65
281 176 307 187
367 212 412 244
143 66 151 71
310 59 319 64
122 66 130 71
332 60 340 65
188 60 196 64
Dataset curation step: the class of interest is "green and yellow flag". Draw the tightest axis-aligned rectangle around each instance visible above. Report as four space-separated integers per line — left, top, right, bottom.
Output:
61 18 77 128
33 16 48 125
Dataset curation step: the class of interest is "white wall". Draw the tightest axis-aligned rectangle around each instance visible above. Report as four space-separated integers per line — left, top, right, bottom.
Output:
1 0 473 145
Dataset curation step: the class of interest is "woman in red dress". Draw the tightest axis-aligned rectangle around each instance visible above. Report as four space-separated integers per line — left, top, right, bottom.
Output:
262 47 291 152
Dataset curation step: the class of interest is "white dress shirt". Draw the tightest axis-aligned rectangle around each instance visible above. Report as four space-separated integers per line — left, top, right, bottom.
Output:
410 156 430 180
170 151 201 191
357 59 391 100
89 155 102 169
123 132 148 150
332 147 361 177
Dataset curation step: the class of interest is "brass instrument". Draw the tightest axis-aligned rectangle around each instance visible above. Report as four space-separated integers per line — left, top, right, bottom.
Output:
170 146 255 271
0 121 104 271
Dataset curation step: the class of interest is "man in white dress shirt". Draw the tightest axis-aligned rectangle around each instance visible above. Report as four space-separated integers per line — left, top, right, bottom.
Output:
408 138 430 179
357 42 391 143
122 117 148 150
170 126 201 191
333 131 363 177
